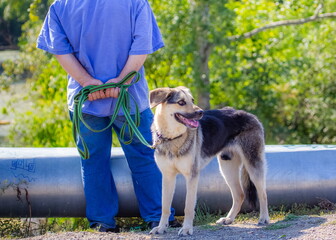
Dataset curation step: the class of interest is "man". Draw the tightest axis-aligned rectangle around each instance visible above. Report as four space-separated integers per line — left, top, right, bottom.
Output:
37 0 178 232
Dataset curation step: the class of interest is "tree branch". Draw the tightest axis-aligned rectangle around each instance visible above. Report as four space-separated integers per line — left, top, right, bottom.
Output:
313 3 324 17
227 11 336 41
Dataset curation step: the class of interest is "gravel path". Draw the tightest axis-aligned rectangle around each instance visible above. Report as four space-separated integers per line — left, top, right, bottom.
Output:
13 213 336 240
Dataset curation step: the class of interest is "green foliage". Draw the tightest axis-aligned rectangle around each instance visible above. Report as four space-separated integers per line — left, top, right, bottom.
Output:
5 54 75 147
45 218 90 232
194 203 221 226
146 0 235 100
0 218 90 238
0 1 73 147
29 0 52 21
0 218 26 239
0 0 32 22
0 0 34 46
264 222 292 230
283 213 299 221
208 0 336 144
1 0 336 147
145 0 194 89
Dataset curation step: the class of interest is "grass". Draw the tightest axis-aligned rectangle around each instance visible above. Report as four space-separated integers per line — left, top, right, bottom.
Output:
194 203 222 226
325 220 336 225
283 213 299 221
264 223 292 230
193 204 296 225
191 202 335 232
262 213 299 231
0 203 335 239
0 218 91 239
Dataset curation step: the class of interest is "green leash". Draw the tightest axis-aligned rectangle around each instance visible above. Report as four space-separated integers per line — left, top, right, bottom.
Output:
72 71 154 159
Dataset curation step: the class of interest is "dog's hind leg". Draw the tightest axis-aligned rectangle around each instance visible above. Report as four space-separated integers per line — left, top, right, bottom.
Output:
237 129 270 225
178 173 200 236
150 171 177 234
243 157 270 225
216 149 244 225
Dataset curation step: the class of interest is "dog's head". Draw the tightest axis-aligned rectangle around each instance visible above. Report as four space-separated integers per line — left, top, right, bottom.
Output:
150 87 203 130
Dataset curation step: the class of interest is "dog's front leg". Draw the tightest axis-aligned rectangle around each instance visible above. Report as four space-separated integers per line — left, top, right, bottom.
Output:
178 174 200 236
150 172 176 235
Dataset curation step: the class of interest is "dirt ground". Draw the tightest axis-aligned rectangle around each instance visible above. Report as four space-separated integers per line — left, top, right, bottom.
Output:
13 213 335 240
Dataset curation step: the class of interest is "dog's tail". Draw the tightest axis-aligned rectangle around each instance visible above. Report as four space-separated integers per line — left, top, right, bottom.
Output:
241 166 257 209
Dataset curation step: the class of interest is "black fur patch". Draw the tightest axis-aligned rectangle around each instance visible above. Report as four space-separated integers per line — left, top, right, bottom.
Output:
200 107 263 159
246 179 258 209
200 108 245 157
167 91 183 104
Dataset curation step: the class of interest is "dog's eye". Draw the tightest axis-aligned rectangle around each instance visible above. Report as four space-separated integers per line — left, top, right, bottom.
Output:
177 100 186 106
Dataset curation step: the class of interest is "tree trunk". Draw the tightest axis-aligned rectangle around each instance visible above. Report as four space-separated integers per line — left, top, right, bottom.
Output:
196 41 212 110
194 2 212 110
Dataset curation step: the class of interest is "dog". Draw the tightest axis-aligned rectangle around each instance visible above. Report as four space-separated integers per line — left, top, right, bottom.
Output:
149 87 270 236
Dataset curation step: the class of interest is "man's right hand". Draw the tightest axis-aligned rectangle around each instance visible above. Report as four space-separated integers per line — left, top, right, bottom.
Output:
82 79 107 101
104 78 121 99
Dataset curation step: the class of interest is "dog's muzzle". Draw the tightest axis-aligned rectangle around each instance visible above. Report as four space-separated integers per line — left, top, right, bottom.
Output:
175 110 203 128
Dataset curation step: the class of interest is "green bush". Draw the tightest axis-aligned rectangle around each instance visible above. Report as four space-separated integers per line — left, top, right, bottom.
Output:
1 0 336 148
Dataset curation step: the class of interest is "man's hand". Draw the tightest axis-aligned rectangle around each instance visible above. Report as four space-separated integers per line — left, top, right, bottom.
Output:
82 79 107 101
84 78 122 101
104 78 122 98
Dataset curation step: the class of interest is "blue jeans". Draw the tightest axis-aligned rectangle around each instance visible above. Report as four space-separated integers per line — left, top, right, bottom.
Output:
70 108 175 228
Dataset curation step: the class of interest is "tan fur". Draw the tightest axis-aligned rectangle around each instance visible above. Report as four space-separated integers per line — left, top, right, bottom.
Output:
153 104 187 140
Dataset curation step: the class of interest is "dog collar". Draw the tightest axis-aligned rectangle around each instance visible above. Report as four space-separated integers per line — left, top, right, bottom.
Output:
153 132 183 147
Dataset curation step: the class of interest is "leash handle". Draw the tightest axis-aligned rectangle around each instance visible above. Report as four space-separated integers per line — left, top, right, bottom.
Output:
72 71 154 159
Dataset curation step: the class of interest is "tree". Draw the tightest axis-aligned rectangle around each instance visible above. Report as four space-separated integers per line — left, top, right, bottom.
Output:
147 0 336 143
148 0 235 110
0 0 50 47
0 0 32 47
148 0 336 110
208 0 336 143
1 0 335 146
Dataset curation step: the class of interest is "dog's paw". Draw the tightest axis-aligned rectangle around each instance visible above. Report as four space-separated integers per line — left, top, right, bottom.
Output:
258 217 270 225
216 217 234 225
149 226 167 235
178 226 193 236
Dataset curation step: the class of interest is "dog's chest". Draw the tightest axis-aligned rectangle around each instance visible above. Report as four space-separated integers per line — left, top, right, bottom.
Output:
154 130 197 157
155 151 196 176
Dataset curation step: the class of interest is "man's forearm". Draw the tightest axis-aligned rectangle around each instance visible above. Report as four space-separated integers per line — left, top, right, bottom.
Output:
55 54 105 101
117 54 147 82
103 54 148 98
55 54 148 100
55 54 95 86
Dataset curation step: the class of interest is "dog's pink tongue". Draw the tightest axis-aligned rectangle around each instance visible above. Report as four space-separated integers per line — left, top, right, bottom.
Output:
186 119 199 128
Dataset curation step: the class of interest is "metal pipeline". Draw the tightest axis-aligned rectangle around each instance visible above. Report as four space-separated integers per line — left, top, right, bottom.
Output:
0 145 335 218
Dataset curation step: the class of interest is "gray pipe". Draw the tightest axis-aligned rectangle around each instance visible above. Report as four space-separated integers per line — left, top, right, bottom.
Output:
0 146 335 218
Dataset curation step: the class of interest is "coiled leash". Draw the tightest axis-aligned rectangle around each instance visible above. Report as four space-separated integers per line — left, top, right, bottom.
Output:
72 71 154 159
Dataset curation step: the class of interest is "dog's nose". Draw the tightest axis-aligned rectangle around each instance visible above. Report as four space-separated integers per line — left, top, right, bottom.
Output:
196 110 204 118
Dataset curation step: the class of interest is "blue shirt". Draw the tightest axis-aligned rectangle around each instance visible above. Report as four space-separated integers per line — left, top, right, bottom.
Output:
37 0 164 116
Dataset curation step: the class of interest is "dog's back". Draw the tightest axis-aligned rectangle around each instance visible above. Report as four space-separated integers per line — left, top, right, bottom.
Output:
199 107 264 159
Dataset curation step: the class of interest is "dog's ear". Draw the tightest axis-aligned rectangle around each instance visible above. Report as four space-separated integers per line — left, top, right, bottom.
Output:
176 86 192 95
150 88 172 108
